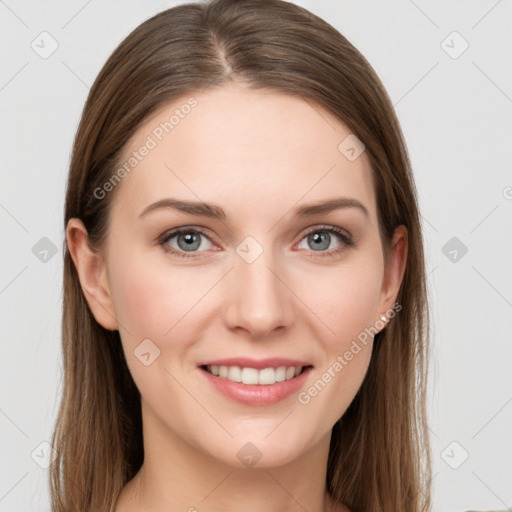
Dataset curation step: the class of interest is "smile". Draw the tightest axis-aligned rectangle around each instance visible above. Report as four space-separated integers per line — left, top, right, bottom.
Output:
199 362 314 406
203 364 308 385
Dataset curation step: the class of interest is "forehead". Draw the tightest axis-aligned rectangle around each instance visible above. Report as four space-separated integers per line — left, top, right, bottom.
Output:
110 83 377 225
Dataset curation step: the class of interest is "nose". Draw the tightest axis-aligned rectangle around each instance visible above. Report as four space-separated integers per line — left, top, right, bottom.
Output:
223 244 294 339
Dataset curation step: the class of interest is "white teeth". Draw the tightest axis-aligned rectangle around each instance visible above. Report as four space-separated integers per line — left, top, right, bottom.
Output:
228 366 242 382
206 365 304 385
241 367 259 385
275 366 287 382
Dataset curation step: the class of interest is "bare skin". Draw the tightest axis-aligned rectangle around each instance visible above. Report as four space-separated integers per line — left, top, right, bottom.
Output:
67 82 406 512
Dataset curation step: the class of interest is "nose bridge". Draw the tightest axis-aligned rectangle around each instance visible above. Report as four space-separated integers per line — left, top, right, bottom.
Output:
225 235 292 337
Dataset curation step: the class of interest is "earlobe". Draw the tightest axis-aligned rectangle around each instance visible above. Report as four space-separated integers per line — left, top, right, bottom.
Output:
378 225 408 320
66 218 118 331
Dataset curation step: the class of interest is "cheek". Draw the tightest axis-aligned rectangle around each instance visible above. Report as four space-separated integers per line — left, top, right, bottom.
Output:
299 254 384 345
109 252 218 344
296 260 381 423
310 252 383 416
108 249 183 348
108 254 201 402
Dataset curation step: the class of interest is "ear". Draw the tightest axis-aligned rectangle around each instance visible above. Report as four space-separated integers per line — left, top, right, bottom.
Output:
66 218 118 331
376 224 408 323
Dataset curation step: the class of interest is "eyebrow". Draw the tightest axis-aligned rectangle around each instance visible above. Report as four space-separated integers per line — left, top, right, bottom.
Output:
138 196 369 221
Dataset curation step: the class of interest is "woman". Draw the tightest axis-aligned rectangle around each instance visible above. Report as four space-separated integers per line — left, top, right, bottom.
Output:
51 1 432 511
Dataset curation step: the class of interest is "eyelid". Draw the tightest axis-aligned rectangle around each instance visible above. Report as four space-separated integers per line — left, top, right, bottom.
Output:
158 223 354 259
296 223 351 242
158 225 217 239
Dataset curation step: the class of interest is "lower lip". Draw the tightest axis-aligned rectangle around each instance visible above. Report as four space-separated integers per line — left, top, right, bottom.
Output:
199 366 313 406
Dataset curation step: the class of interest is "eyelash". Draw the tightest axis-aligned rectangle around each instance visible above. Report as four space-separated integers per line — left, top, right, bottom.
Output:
157 225 355 260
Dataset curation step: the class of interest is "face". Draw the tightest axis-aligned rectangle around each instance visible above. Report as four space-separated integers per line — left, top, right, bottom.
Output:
69 82 406 469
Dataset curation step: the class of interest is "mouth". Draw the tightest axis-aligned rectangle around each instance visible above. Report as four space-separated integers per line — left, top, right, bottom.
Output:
199 363 314 385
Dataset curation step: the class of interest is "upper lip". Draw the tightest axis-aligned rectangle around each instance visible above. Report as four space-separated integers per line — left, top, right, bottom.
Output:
198 357 313 370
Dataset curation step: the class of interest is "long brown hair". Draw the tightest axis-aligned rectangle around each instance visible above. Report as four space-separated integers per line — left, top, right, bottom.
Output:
51 1 432 511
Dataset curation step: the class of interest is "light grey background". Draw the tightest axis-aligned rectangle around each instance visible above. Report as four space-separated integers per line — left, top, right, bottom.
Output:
1 1 511 511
